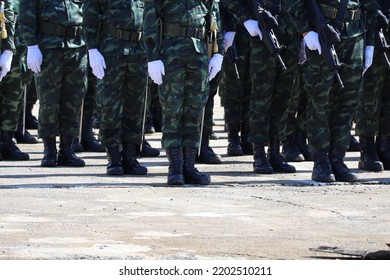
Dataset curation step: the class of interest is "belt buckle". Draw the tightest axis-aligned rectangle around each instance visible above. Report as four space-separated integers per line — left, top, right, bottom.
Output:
137 31 142 41
331 8 337 19
71 26 79 36
350 10 357 20
117 29 123 39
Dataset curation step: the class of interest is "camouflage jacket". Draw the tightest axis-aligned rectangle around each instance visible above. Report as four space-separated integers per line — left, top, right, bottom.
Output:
142 0 223 62
1 0 16 53
83 0 145 56
19 0 85 49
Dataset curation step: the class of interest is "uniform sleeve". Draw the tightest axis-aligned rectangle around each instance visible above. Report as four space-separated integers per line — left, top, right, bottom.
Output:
19 0 38 46
220 0 252 24
83 0 102 50
361 0 378 46
3 0 16 52
142 0 161 62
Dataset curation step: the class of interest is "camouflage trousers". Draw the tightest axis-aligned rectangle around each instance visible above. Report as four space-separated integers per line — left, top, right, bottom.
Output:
248 33 299 144
0 49 24 132
159 52 209 149
96 54 146 148
356 48 390 137
35 47 88 138
220 31 251 127
302 35 364 153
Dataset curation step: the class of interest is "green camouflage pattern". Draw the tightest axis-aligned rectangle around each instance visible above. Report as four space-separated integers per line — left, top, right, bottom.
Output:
143 0 220 149
83 0 145 56
302 36 364 153
19 0 85 49
95 55 146 147
35 48 88 138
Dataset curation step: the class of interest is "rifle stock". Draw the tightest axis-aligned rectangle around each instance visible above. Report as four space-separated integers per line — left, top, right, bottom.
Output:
305 0 345 88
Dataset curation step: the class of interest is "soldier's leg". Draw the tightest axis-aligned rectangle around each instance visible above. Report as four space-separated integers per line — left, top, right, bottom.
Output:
303 49 335 182
56 48 87 167
0 51 29 161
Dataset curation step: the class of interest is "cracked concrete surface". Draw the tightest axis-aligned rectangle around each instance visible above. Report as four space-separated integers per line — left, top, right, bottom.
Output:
0 100 389 260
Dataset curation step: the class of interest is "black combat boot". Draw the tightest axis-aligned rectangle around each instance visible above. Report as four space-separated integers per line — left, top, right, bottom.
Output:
359 135 384 171
377 135 390 170
330 148 358 182
144 117 155 134
71 137 84 153
106 146 124 175
296 131 312 161
14 113 38 144
122 142 148 175
57 135 85 167
151 106 162 132
80 113 105 152
311 150 335 182
347 134 361 152
240 122 253 155
196 136 222 164
166 147 185 185
0 130 29 161
25 104 38 130
253 143 273 174
267 138 296 173
41 137 57 167
139 139 160 157
226 123 243 156
281 135 305 162
183 147 211 185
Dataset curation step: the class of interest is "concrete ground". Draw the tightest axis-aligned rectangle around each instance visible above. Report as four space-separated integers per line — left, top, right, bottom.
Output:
0 100 389 260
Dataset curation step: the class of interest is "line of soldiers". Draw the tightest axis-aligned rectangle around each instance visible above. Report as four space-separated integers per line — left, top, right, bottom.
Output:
0 0 389 186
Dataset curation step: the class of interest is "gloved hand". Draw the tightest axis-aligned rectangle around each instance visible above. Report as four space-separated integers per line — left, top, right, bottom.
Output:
148 60 165 85
0 50 13 81
88 48 106 80
208 53 223 81
243 20 262 40
303 31 322 55
27 45 43 73
362 45 374 76
223 31 236 52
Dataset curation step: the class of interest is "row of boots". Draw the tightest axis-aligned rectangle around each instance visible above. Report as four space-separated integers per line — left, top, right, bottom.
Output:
41 136 85 167
106 143 148 176
359 135 390 171
167 147 211 185
0 130 30 161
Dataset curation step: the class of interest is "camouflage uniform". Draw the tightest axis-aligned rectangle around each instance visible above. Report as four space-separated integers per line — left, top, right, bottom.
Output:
19 0 88 167
143 0 222 185
83 0 148 175
219 5 252 157
288 0 378 181
0 0 29 160
221 0 299 174
356 0 390 170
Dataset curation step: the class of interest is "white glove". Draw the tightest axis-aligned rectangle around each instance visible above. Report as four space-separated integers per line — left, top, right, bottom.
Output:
303 31 322 55
362 45 374 76
88 48 106 80
27 45 43 73
148 60 165 85
223 31 236 52
0 50 13 81
243 20 262 40
208 53 223 81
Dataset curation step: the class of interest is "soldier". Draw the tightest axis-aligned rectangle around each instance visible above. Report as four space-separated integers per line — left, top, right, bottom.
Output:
288 0 378 182
357 1 390 171
219 4 252 157
143 0 224 185
19 0 87 168
0 0 31 161
83 0 149 176
221 0 298 175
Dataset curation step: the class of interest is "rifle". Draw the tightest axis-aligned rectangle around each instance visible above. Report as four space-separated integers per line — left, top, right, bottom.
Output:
228 40 240 79
248 0 286 70
305 0 344 88
376 28 390 69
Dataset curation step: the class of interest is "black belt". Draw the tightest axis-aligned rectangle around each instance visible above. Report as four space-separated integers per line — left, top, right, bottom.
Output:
162 22 206 40
101 26 143 42
320 4 362 21
38 21 83 37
